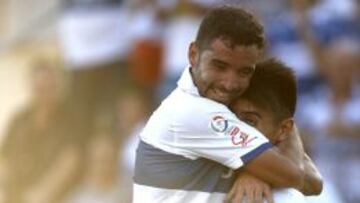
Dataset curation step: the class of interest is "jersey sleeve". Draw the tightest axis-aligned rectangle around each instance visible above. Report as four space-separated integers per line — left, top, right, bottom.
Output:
139 90 271 170
140 88 272 170
170 99 272 169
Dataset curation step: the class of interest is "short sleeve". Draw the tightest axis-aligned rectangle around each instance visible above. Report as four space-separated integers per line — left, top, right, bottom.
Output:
169 99 272 169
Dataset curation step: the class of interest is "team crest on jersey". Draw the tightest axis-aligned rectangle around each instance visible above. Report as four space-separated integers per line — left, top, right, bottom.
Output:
210 115 229 133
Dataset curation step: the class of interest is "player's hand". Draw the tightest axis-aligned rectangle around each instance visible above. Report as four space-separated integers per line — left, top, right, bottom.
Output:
224 172 274 203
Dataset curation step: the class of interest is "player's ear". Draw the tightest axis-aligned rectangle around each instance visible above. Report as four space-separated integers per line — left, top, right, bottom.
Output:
188 42 199 67
276 118 294 142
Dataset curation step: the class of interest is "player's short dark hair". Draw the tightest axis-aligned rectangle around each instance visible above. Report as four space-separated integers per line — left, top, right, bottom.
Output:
240 58 297 122
195 5 265 51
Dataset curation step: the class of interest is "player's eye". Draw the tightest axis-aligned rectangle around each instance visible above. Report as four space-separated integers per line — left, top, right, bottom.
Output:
243 118 257 127
237 66 254 77
211 60 228 71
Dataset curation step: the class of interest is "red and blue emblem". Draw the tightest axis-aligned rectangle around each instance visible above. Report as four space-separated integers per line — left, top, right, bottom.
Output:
210 115 229 133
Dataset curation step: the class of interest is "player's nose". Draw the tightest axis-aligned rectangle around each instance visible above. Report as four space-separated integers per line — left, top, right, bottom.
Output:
221 73 243 93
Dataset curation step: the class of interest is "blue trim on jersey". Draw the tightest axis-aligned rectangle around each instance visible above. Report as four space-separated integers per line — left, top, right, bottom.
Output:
134 141 235 193
241 142 272 164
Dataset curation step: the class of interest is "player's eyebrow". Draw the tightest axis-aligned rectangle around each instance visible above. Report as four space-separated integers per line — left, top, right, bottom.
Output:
242 111 261 119
212 58 230 67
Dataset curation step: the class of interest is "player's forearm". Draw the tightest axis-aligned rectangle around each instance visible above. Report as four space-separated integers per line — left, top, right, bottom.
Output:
243 146 305 189
243 126 309 189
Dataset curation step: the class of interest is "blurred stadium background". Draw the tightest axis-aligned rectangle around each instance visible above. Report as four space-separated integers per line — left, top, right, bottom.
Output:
0 0 359 203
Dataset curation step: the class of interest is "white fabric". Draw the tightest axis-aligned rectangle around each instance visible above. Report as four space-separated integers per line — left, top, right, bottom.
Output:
65 184 121 203
134 184 306 203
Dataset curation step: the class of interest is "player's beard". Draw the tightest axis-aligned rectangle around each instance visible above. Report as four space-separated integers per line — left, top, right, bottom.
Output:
191 65 243 105
195 74 239 105
204 85 240 106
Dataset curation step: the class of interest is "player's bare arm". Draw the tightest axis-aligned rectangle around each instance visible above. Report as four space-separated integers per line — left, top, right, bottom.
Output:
277 126 323 195
225 143 304 203
227 127 323 202
229 117 323 199
301 153 323 195
242 142 305 189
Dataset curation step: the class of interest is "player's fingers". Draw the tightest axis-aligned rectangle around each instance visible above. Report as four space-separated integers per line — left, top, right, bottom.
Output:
232 189 244 203
254 188 262 203
264 188 275 203
224 183 237 203
245 188 254 203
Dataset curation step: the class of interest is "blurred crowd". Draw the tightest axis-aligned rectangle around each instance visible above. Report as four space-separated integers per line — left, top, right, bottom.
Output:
0 0 359 203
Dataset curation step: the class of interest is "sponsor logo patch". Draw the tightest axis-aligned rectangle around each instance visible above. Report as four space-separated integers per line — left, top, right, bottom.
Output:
210 115 228 133
230 131 257 147
210 116 258 147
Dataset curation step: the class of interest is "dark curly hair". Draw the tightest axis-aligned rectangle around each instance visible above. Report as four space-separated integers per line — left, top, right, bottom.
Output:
239 58 298 122
195 5 266 51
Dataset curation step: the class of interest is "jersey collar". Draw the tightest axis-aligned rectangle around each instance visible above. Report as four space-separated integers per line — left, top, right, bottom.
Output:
177 67 200 96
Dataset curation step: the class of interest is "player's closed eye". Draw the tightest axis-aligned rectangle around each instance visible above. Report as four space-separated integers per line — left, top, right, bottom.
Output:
237 66 254 77
242 117 258 127
211 60 228 71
